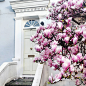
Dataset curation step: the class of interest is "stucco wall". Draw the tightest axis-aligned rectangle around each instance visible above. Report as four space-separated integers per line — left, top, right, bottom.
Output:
0 0 15 65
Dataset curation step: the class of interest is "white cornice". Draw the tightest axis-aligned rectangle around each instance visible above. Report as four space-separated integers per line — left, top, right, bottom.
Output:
15 6 47 13
10 0 50 13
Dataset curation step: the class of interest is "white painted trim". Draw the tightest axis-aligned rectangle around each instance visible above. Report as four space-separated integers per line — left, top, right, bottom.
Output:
14 11 49 20
0 62 17 75
15 18 23 77
0 62 17 86
21 22 24 75
13 14 48 77
20 75 35 78
10 0 50 13
12 58 20 61
32 63 44 86
32 62 49 86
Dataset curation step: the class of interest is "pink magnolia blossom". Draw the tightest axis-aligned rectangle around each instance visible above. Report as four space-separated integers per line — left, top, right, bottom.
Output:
75 29 82 36
60 70 65 75
51 40 58 45
71 45 79 55
75 79 80 85
77 53 82 61
33 57 40 62
77 0 83 7
79 64 83 71
83 68 86 78
35 45 41 52
64 37 70 43
49 8 51 12
52 63 59 70
56 33 63 40
66 17 72 24
84 60 86 68
30 36 34 41
82 26 86 30
55 73 62 80
84 55 86 60
73 36 78 45
52 2 55 6
68 47 71 51
60 56 65 63
83 8 86 12
72 55 78 62
82 37 85 41
58 14 62 20
68 0 72 6
62 59 71 71
46 16 49 19
65 59 71 66
57 58 61 64
51 45 57 52
63 1 68 9
42 39 48 46
83 30 86 38
52 23 56 28
69 65 74 72
62 33 67 38
56 46 62 54
49 74 55 83
57 22 63 29
31 0 86 85
48 59 53 67
62 62 70 71
44 29 52 38
45 49 52 56
38 33 42 39
66 27 71 32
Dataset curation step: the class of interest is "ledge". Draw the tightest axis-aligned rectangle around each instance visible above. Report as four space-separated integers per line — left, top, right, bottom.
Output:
0 62 17 75
10 0 50 13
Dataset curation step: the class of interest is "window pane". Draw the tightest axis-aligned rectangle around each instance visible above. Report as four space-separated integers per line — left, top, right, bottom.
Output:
24 20 39 27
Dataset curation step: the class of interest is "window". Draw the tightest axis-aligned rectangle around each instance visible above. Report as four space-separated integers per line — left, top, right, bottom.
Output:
24 20 39 27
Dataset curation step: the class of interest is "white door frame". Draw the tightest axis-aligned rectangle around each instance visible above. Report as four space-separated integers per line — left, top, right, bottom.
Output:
12 14 48 77
10 0 50 78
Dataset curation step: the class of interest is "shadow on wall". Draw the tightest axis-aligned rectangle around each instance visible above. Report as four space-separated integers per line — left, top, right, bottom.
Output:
6 6 15 12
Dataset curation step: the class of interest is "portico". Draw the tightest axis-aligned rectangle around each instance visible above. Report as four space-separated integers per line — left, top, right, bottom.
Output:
10 0 50 77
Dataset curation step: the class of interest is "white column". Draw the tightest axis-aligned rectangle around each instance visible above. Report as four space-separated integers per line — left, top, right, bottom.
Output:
15 18 23 60
14 18 23 77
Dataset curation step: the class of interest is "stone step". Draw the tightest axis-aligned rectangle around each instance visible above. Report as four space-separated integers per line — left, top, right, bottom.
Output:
5 77 34 86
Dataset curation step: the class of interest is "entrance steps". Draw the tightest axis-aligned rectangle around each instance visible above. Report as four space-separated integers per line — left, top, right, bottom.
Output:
5 77 34 86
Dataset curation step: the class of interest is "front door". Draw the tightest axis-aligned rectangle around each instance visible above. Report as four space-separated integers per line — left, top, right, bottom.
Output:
23 29 38 74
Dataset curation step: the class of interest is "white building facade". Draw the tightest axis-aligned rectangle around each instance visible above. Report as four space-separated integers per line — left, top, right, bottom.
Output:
10 0 50 76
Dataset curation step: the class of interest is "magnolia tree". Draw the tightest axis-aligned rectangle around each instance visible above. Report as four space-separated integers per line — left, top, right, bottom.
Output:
30 0 86 86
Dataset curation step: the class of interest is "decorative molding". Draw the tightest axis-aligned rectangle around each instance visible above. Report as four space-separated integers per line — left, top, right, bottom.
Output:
15 6 47 13
12 58 20 61
10 0 50 13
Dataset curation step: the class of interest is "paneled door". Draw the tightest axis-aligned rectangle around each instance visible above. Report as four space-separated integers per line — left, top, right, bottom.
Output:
23 29 38 74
